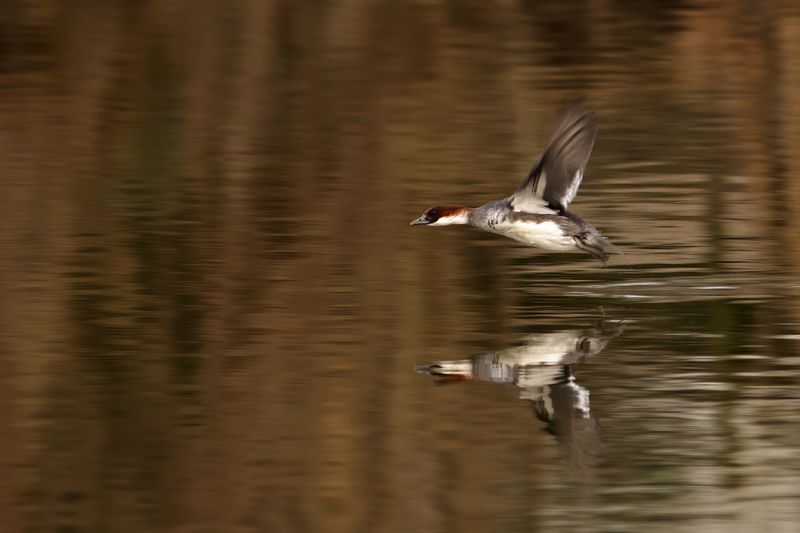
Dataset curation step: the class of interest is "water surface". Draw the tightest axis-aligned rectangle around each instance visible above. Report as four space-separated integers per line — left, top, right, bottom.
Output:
2 2 800 532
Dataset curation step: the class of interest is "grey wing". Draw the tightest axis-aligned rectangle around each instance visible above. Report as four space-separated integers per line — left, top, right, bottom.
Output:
511 105 597 214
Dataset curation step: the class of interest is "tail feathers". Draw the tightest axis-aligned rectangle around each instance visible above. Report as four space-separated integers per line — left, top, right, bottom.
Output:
577 233 620 265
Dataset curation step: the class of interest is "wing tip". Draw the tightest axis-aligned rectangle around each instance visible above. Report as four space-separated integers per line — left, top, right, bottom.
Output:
555 103 597 136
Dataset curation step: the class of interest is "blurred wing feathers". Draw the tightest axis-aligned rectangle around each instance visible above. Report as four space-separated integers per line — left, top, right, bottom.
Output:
511 106 597 214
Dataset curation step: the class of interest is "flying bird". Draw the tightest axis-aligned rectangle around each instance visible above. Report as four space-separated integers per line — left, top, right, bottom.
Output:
410 105 616 264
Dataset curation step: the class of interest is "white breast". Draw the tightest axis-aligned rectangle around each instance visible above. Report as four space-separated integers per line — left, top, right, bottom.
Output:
492 219 577 252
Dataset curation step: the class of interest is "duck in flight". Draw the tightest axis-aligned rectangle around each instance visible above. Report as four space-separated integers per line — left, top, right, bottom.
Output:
410 105 616 264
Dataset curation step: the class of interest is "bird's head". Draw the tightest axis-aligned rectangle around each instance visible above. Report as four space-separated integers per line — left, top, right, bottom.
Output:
409 205 470 226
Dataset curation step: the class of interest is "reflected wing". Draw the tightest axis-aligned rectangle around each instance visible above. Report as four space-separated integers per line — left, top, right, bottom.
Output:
511 106 597 214
532 378 602 474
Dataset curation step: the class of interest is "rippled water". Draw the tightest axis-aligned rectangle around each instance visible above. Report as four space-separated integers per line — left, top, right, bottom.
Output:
2 2 800 532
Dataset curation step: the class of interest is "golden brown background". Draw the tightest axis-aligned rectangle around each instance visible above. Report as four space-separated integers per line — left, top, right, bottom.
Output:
2 1 800 532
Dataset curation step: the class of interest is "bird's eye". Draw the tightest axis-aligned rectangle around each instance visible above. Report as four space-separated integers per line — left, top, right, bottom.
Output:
429 209 438 218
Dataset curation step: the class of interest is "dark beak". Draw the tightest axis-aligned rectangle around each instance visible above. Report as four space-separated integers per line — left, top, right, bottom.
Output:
409 216 430 226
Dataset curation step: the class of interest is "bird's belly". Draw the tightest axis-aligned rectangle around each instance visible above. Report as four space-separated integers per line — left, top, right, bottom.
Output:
492 220 577 252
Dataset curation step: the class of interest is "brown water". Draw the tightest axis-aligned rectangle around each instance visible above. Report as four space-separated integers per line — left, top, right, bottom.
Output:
2 2 800 532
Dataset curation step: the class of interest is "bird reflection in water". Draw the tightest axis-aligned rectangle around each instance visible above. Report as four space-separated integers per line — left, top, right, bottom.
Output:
416 319 625 473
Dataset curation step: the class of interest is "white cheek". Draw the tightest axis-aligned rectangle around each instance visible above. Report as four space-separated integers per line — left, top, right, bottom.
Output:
429 213 468 226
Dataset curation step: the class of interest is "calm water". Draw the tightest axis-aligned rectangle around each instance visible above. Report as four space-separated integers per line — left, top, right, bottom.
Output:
2 2 800 532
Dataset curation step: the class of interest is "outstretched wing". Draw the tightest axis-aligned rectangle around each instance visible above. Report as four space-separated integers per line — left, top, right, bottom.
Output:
511 106 597 214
